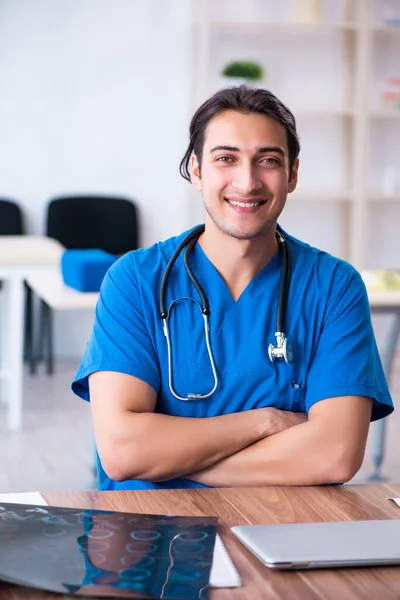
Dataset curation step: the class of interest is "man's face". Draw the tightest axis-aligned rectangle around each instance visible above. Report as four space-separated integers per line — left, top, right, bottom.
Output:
191 109 298 240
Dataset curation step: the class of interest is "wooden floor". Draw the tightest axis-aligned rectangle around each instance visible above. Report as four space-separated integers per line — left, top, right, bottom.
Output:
0 358 399 493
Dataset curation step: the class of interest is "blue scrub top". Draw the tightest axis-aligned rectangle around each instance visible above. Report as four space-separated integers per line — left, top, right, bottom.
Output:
72 226 394 491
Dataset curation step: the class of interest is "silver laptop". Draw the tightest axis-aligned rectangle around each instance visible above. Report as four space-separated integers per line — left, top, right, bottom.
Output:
231 519 400 570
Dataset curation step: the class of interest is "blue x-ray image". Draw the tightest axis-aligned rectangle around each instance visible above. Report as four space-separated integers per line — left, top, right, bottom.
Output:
0 503 217 599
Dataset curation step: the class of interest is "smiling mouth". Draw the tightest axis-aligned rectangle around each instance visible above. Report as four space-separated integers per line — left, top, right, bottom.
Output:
225 198 266 208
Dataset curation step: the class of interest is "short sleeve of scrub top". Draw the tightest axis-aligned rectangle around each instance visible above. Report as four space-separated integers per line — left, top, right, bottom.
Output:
72 252 161 401
301 268 392 421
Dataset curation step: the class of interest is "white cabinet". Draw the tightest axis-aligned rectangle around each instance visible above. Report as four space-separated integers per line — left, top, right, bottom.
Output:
191 0 400 269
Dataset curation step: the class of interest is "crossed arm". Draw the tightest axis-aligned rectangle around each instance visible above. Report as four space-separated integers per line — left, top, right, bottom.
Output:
89 371 372 487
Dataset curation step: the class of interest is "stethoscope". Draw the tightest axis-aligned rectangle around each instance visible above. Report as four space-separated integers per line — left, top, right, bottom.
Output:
159 224 293 402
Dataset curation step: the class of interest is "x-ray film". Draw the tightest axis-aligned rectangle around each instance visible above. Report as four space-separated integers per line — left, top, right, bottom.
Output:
0 502 217 599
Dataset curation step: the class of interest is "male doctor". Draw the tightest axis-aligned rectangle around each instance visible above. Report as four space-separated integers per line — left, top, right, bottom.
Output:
72 86 393 491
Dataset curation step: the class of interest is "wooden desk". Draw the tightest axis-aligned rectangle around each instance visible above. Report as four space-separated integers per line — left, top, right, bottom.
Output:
1 484 400 599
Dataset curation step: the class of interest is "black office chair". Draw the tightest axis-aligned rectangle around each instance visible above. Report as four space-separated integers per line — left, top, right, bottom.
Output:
47 196 139 254
0 199 34 363
36 195 139 374
0 199 23 235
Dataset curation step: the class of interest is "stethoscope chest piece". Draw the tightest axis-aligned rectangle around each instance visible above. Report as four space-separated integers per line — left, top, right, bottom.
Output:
268 332 294 364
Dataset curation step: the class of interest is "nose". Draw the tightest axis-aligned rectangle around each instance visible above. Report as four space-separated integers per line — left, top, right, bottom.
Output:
232 163 262 195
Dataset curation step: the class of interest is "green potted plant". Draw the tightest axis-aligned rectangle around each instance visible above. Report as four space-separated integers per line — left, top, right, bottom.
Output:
221 60 264 87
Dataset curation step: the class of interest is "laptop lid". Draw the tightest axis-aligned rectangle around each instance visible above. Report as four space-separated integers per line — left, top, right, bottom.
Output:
231 520 400 570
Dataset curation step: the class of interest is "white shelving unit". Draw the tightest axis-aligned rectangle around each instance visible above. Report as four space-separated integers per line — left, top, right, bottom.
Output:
191 0 400 269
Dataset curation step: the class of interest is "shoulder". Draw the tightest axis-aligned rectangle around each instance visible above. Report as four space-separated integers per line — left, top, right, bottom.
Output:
283 229 368 324
284 229 363 290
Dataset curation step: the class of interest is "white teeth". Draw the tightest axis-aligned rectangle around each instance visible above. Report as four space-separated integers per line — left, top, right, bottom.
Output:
228 200 262 208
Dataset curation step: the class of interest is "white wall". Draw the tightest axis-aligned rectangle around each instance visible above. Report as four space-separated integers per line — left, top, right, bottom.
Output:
0 0 198 358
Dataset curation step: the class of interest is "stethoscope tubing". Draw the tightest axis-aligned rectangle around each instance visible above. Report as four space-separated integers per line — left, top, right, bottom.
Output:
159 224 291 401
159 225 206 318
277 230 291 334
162 298 218 401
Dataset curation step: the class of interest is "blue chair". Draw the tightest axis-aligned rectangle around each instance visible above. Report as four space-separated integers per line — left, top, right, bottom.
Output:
34 196 140 374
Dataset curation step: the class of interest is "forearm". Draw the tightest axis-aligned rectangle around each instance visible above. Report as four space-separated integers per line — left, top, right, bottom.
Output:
97 409 270 483
188 418 364 487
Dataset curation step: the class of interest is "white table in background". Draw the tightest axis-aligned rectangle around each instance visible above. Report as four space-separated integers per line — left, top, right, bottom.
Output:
0 236 64 431
26 272 99 374
367 289 400 481
26 272 99 311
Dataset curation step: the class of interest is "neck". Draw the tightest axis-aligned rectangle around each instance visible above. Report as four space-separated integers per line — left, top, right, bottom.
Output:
198 220 279 301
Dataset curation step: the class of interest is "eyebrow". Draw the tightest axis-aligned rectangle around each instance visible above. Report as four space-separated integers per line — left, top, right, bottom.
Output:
209 145 286 156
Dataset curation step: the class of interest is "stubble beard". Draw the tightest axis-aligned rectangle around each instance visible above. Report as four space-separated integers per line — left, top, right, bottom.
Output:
203 200 280 241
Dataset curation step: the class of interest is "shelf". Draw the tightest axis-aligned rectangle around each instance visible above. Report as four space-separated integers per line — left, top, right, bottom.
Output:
207 21 358 33
371 110 400 119
368 193 400 202
195 0 399 267
290 190 353 202
373 24 400 33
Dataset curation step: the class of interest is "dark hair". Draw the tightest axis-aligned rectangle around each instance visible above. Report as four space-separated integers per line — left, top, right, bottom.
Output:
179 85 300 182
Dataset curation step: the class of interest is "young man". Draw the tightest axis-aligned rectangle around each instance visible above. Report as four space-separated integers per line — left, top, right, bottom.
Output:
72 86 393 490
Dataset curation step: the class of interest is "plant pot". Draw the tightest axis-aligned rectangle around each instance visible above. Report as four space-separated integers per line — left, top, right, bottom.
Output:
220 77 264 89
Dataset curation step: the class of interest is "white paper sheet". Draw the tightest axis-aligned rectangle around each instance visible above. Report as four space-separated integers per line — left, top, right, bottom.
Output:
0 493 241 588
0 492 47 506
388 497 400 507
210 534 241 588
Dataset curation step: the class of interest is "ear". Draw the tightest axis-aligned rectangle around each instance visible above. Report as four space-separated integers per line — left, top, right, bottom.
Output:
288 158 299 193
190 154 202 191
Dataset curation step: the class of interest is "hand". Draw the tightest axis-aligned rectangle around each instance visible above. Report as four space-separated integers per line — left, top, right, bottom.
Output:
262 407 308 437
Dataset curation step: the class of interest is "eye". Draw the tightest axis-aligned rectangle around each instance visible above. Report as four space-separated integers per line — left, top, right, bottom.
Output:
259 157 282 169
216 155 234 163
261 157 280 165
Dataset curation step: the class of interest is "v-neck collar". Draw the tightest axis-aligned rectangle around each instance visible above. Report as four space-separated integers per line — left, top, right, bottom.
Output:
191 241 281 336
195 241 281 298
